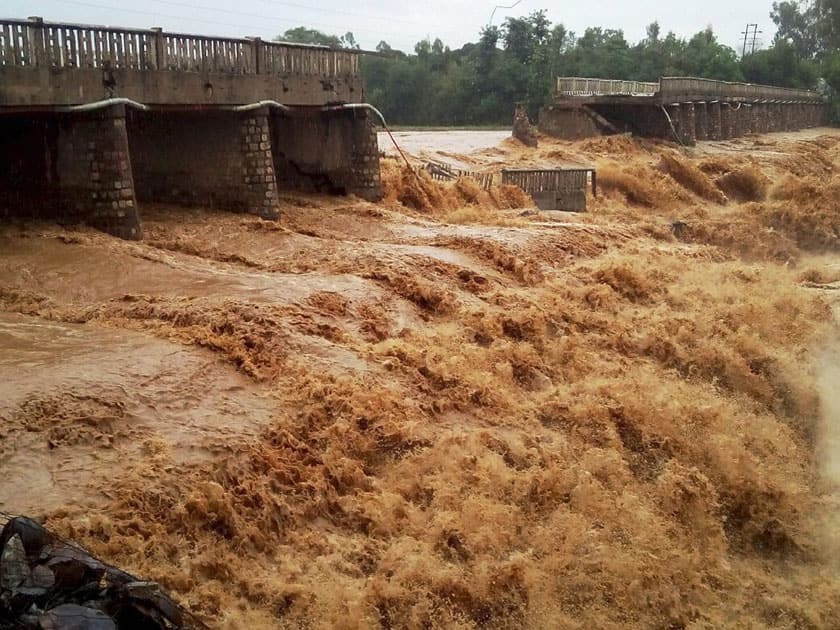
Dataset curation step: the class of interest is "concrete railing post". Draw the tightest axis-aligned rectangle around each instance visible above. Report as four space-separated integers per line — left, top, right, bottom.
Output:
151 27 164 70
247 37 262 74
26 16 46 67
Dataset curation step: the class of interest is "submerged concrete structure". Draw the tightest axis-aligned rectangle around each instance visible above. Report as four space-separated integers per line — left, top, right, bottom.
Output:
0 17 382 239
539 77 828 145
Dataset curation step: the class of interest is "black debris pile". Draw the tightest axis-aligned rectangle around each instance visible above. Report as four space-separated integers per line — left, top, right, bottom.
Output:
0 513 200 629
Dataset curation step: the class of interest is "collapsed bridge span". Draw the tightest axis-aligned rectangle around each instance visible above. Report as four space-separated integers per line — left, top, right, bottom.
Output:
539 76 828 145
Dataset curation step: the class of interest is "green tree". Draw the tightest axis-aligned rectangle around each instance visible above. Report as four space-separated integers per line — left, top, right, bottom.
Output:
358 7 837 126
741 39 818 86
681 28 743 80
274 27 341 47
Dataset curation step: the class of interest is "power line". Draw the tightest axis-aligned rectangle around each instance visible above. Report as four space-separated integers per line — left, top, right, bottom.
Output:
488 1 522 27
27 0 462 47
249 0 446 29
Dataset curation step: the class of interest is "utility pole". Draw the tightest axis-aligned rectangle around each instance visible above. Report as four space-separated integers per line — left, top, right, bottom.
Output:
740 24 762 56
750 27 762 54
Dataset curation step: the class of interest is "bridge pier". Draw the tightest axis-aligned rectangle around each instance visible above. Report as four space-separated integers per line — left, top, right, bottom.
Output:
720 104 734 140
680 103 696 146
731 104 742 137
63 104 142 239
775 103 783 131
742 103 754 134
752 103 767 133
665 104 696 146
708 102 722 140
0 104 142 239
694 102 709 141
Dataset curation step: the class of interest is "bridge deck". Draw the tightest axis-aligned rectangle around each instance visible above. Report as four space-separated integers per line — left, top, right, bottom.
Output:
555 76 825 104
0 17 365 107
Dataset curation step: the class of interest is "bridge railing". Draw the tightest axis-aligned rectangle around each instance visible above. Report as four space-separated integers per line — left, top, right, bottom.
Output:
554 75 823 102
501 168 593 192
555 77 659 97
659 77 820 102
0 17 360 77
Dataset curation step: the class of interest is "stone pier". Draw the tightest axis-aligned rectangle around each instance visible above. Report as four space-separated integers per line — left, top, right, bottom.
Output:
0 104 142 239
61 105 142 239
708 102 723 140
695 102 709 141
720 104 734 139
270 108 382 201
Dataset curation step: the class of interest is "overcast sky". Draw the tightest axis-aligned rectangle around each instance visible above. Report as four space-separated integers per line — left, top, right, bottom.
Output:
2 0 778 54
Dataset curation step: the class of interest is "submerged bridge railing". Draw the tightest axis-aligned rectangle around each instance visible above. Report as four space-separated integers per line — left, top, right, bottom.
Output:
556 75 823 102
0 17 360 76
501 168 596 195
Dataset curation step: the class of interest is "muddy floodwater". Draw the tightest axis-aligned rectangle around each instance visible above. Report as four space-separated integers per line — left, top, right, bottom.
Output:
379 129 510 157
2 129 840 628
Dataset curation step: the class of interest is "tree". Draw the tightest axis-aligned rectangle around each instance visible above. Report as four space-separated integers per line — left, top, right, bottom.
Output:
772 1 820 57
681 28 743 80
341 32 360 49
274 27 341 47
741 39 818 87
357 8 838 126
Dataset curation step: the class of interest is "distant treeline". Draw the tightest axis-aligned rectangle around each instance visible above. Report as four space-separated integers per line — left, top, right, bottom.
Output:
276 1 840 126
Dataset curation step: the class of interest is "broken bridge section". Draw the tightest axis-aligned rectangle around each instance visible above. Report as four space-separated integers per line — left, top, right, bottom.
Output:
539 77 828 145
0 17 383 239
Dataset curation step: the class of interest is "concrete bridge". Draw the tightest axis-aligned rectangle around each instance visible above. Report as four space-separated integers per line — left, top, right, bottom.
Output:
539 76 829 145
0 17 382 239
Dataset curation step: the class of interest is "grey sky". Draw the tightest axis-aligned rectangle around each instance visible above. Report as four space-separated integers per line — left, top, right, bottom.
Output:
1 0 778 54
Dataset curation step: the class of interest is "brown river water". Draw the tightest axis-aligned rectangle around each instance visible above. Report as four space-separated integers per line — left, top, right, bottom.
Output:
1 129 840 628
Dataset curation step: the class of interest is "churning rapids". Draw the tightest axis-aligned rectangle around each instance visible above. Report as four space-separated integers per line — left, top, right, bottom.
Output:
2 129 840 628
